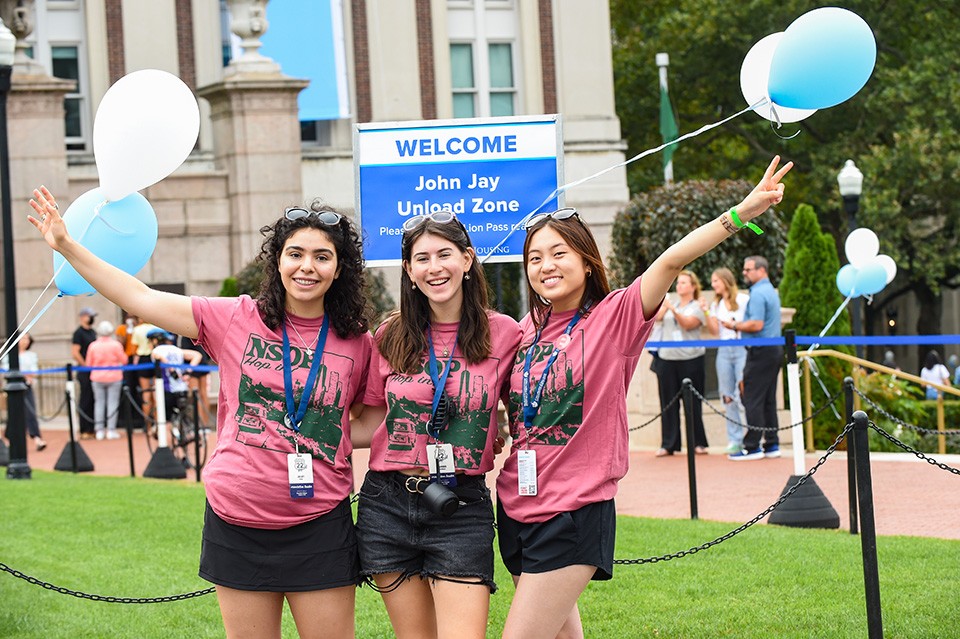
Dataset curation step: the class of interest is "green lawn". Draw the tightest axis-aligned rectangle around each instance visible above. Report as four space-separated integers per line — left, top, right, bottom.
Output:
1 471 957 638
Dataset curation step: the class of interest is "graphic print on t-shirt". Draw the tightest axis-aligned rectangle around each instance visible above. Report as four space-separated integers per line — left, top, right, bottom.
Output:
508 331 584 445
234 333 352 464
384 357 498 469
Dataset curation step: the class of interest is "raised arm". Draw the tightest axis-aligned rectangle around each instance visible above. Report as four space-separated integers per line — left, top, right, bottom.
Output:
639 156 792 317
29 186 199 339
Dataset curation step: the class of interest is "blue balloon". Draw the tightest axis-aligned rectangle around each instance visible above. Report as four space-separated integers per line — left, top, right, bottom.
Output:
53 188 158 296
855 260 888 296
768 7 877 110
836 264 859 298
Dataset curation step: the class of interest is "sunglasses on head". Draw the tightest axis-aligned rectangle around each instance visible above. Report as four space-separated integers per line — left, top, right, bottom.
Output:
284 207 343 226
401 211 460 234
523 207 580 230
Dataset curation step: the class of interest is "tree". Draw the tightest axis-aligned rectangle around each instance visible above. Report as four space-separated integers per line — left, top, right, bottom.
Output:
610 0 960 343
779 203 852 447
610 179 788 287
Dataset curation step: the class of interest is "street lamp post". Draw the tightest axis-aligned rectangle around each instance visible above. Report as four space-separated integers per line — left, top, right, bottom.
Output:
0 18 29 479
838 159 865 360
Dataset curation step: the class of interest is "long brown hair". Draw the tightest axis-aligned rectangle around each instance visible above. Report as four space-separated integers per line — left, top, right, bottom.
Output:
711 267 741 311
523 216 611 329
378 219 492 374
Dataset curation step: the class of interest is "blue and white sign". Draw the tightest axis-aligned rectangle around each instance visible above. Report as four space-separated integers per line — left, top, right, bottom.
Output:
355 116 563 265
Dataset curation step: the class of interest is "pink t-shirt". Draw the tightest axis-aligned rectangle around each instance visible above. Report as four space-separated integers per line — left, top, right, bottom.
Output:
496 277 658 523
192 295 372 529
85 337 127 384
364 312 521 475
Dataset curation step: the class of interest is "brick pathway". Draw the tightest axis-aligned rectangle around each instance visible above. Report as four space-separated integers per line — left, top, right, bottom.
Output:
12 419 960 540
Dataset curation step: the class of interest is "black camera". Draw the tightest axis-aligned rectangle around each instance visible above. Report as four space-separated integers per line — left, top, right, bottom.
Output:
421 481 459 517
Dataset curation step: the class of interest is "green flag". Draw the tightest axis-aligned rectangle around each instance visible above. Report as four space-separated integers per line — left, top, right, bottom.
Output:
660 84 679 169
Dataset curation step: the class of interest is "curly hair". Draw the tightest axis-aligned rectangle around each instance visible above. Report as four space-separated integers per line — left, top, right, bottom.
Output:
255 201 369 339
378 218 492 374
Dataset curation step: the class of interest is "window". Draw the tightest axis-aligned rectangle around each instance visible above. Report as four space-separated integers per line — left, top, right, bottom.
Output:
51 46 85 150
447 1 519 118
450 43 476 118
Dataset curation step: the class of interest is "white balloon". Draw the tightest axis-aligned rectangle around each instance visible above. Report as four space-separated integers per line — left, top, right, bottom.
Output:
844 228 880 268
740 33 818 123
93 69 200 201
875 254 897 284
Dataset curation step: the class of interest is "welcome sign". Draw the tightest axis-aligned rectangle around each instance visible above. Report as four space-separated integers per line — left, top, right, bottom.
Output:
355 115 563 265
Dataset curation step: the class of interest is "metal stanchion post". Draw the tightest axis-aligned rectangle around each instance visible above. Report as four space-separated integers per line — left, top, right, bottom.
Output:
851 410 883 638
844 377 858 534
681 378 698 520
122 383 136 477
143 359 186 479
54 363 94 472
192 389 201 482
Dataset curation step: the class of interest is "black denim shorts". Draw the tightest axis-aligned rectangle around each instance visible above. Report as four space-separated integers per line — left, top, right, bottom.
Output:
199 498 360 592
497 499 616 581
356 470 497 592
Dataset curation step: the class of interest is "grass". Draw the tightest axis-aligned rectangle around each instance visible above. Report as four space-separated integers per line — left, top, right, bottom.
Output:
1 472 958 638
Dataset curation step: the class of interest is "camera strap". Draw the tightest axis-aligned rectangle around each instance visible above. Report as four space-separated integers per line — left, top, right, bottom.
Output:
426 326 458 486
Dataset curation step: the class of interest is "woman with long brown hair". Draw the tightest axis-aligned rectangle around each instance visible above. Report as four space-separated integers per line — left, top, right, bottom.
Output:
353 212 520 638
496 157 792 639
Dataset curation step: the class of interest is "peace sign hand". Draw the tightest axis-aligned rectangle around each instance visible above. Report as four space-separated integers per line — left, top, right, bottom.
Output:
736 155 794 222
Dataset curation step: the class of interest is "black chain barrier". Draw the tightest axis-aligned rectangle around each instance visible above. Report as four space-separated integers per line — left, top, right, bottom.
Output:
0 562 214 604
613 424 852 565
688 383 844 433
629 389 682 432
24 396 67 422
853 387 960 437
867 422 960 476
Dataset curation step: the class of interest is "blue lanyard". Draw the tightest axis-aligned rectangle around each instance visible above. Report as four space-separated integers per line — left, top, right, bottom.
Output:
426 327 458 440
281 314 329 433
522 308 586 430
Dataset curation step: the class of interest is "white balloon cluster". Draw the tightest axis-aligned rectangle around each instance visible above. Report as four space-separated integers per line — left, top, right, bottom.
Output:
836 228 897 298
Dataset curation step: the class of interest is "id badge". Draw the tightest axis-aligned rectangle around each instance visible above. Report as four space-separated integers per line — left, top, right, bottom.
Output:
427 443 458 487
518 449 537 496
287 453 314 499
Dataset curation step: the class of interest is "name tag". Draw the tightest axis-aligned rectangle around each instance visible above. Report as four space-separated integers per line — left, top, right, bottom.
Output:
427 443 458 487
287 453 314 499
518 449 537 496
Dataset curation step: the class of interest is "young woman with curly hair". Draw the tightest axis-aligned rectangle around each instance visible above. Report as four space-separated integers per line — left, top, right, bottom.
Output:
30 188 372 639
352 213 520 639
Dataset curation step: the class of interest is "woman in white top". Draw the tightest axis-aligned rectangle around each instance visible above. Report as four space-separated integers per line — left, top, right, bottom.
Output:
920 350 950 400
702 267 750 453
655 270 708 456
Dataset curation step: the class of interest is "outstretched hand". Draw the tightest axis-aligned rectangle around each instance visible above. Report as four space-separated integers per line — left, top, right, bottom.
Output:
736 155 793 222
28 186 71 253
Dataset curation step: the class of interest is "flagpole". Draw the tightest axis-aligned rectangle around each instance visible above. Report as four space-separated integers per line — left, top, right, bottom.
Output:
656 52 675 185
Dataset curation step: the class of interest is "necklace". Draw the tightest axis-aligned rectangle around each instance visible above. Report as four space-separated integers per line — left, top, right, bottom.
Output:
288 320 322 354
433 331 456 358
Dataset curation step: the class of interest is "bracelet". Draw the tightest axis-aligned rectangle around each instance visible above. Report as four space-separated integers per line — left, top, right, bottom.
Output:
729 208 764 235
720 212 738 234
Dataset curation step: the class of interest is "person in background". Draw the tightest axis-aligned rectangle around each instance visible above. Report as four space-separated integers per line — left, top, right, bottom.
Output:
726 255 783 461
179 334 214 427
131 317 158 426
86 320 128 440
702 267 750 454
881 350 900 372
149 329 203 422
116 313 145 430
919 350 950 400
654 270 708 457
71 307 98 439
19 333 45 451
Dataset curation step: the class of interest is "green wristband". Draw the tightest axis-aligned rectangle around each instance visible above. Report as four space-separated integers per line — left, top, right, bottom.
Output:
729 208 763 235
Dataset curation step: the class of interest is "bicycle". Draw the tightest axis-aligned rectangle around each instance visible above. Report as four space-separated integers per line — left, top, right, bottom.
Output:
167 390 209 472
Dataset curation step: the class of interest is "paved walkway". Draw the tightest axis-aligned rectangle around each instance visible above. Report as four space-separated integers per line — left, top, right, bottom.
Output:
10 418 960 540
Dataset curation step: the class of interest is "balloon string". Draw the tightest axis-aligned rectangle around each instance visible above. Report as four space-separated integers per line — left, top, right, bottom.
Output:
804 294 853 354
479 100 765 264
0 292 60 363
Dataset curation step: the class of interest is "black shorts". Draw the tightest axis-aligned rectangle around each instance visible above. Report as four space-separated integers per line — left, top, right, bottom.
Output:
496 499 616 581
199 498 360 592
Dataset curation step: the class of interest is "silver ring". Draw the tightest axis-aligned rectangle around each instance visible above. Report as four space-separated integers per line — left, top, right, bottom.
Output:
52 203 59 210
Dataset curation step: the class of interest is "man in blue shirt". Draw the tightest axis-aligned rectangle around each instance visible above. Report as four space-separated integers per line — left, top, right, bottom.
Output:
723 256 783 460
